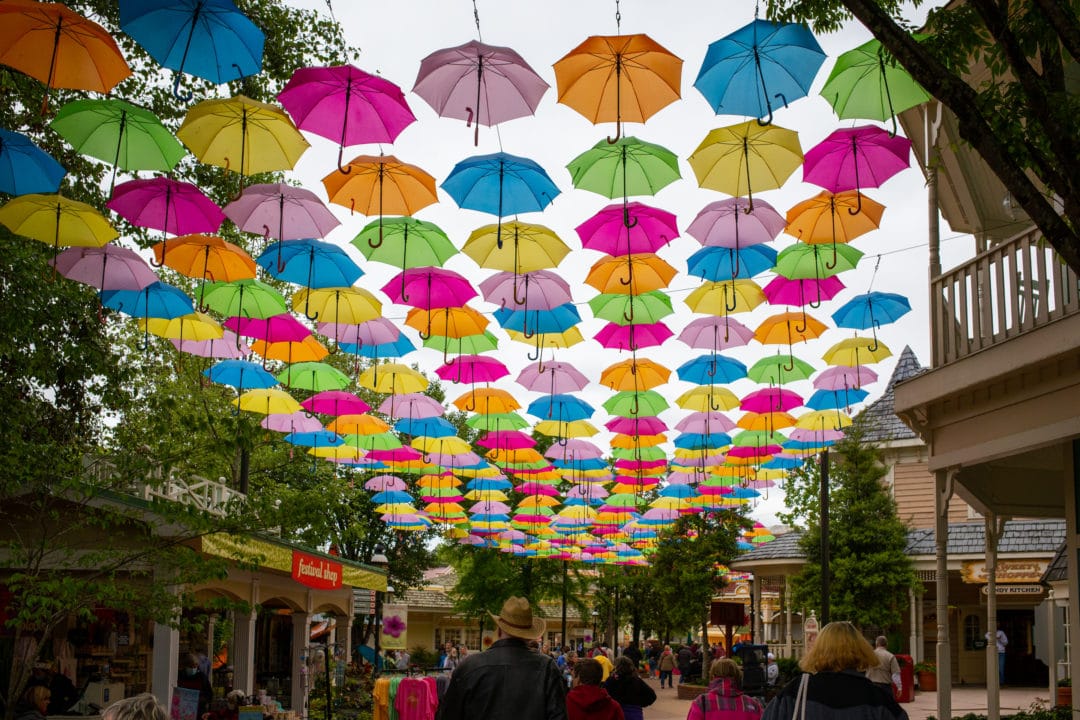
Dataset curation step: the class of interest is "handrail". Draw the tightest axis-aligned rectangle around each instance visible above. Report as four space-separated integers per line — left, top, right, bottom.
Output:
82 456 245 517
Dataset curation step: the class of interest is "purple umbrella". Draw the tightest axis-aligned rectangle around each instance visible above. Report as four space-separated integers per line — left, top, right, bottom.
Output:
278 64 417 172
789 427 845 443
50 245 158 291
377 392 445 419
365 475 409 491
428 451 483 469
301 390 371 416
595 321 673 351
224 183 340 257
412 40 550 145
686 197 785 276
813 364 878 391
171 330 251 359
516 361 589 393
107 177 224 236
545 439 604 460
675 412 737 434
479 269 572 310
678 316 755 351
803 126 911 214
575 201 679 256
262 411 324 434
318 317 401 345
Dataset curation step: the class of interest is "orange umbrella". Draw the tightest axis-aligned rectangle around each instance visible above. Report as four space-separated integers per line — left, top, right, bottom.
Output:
754 311 827 346
323 155 438 246
600 358 670 391
785 190 885 247
585 253 677 295
251 335 329 363
326 414 389 435
0 0 131 111
554 34 682 141
737 411 797 432
452 388 520 414
153 234 256 283
405 305 488 340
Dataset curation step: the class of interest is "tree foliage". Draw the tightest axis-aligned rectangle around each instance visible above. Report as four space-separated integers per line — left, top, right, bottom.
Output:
767 0 1080 272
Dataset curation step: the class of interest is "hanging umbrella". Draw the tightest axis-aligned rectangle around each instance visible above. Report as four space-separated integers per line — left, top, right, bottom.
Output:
50 98 186 190
177 95 308 188
526 394 595 422
747 353 816 384
199 278 286 320
0 129 66 195
688 121 803 209
678 315 755 351
594 321 673 352
0 193 117 254
404 306 488 342
517 361 589 394
256 239 362 289
291 287 382 326
603 390 669 418
803 126 911 213
686 196 783 277
575 202 679 256
205 359 277 390
224 182 339 245
0 0 130 111
464 221 569 274
775 243 863 280
820 37 932 135
479 270 573 315
108 177 223 242
554 33 683 142
323 316 404 348
676 385 740 412
823 337 893 366
454 388 520 414
600 358 671 391
303 391 371 416
676 354 748 384
276 361 351 391
382 267 477 311
435 355 510 385
412 39 550 145
741 387 804 414
278 64 416 170
172 330 250 359
806 387 870 412
101 281 194 322
50 245 157 292
153 234 255 284
354 216 457 283
119 0 264 99
566 136 681 217
687 244 777 281
754 311 828 364
675 412 737 435
831 291 911 351
251 336 328 365
358 362 428 395
442 152 561 247
785 189 885 259
814 364 879 391
323 154 438 246
589 290 673 325
694 19 825 123
762 275 845 310
139 312 223 348
684 279 765 315
236 388 302 416
225 312 311 343
263 411 324 434
423 329 496 358
585 253 676 295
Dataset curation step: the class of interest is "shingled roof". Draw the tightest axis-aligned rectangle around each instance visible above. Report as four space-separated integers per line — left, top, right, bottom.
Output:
857 345 925 443
1041 543 1067 583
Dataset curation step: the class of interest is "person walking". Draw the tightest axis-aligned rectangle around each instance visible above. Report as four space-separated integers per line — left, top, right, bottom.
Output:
658 645 676 689
435 596 567 720
989 625 1008 685
567 659 623 720
685 659 763 720
603 656 656 720
761 622 907 720
866 637 900 696
677 644 693 685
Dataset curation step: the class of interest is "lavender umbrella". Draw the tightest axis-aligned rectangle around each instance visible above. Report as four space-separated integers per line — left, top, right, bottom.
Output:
50 244 158 291
171 330 251 359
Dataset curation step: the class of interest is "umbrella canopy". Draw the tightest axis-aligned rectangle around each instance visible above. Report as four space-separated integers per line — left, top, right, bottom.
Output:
527 394 595 422
276 361 351 391
813 365 878 391
517 361 589 393
382 267 477 309
684 279 765 315
832 291 911 332
567 136 680 199
785 190 884 247
754 311 828 346
139 312 223 344
0 129 66 195
405 306 488 340
224 183 339 244
50 245 157 291
251 335 328 364
603 390 669 418
678 315 755 351
256 239 363 289
823 337 893 366
153 234 255 283
303 391 371 416
775 243 863 280
480 271 573 311
600 358 671 391
454 388 521 414
101 281 194 320
199 278 287 319
594 321 673 351
687 244 777 281
120 0 264 97
442 152 560 238
464 221 570 273
108 177 223 238
0 193 117 252
235 388 302 415
354 216 457 272
762 275 845 308
435 355 510 385
378 392 444 419
694 19 825 123
676 354 748 384
291 287 381 326
225 312 311 343
688 121 803 207
205 359 277 390
412 39 549 145
358 363 428 395
576 202 679 256
172 330 250 359
803 126 911 212
585 253 677 295
323 154 438 238
554 33 683 141
589 290 673 325
685 197 785 277
747 353 816 383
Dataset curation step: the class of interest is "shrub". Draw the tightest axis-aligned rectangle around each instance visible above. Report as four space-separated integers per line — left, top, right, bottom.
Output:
408 645 439 668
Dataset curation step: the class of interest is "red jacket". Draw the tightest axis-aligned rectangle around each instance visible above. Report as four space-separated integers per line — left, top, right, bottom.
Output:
566 685 624 720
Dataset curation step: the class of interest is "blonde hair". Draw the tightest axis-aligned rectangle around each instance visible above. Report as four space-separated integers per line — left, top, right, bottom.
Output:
23 685 50 708
800 621 879 673
709 658 742 685
102 694 169 720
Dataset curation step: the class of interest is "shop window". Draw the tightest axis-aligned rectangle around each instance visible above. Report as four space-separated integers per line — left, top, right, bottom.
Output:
963 614 982 650
464 628 480 650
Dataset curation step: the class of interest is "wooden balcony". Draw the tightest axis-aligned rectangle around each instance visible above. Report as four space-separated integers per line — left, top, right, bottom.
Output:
83 456 245 517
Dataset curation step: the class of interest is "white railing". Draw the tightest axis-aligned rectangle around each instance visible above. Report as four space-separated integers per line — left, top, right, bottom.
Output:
82 457 245 517
931 227 1080 366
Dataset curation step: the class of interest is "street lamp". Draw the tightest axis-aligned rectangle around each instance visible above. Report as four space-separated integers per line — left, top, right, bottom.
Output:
591 610 599 647
371 548 389 678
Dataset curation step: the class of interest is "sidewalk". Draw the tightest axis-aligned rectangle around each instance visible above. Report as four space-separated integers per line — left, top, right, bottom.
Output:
641 675 1050 720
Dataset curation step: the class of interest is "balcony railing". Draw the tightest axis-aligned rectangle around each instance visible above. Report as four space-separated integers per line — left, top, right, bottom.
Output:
83 456 245 517
931 227 1080 366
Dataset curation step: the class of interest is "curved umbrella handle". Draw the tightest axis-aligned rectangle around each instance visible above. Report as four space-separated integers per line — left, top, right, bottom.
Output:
337 145 352 175
709 393 722 413
606 118 622 145
172 74 194 102
724 285 738 314
513 272 528 306
825 241 840 272
847 191 863 216
150 241 167 268
623 297 635 323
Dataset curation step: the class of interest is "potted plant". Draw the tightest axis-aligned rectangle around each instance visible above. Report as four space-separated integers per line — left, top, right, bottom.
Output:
1057 677 1071 707
913 661 937 692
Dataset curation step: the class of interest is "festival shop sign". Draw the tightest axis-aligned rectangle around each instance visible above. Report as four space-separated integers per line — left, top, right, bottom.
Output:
292 550 343 590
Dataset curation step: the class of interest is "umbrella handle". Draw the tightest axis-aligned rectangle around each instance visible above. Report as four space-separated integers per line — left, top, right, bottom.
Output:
513 272 528 306
172 74 194 102
824 241 840 271
847 191 863 216
337 146 352 175
709 394 723 413
150 241 167 268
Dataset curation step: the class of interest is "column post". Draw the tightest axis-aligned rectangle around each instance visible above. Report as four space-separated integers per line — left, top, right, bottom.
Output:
784 575 792 658
985 514 1004 720
934 469 954 720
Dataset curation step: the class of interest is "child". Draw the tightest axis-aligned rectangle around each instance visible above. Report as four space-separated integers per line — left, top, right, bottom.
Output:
566 659 624 720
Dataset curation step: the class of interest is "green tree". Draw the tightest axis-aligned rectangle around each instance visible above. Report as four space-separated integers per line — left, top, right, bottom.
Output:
766 0 1080 272
788 428 918 630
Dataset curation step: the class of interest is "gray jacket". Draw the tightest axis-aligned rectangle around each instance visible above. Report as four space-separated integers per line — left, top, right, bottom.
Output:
435 637 567 720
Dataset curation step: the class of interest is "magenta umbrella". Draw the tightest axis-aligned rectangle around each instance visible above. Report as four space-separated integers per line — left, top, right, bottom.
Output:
377 392 445 419
301 390 371 416
278 64 416 172
318 317 401 345
477 431 535 450
262 411 324 434
605 416 667 436
382 267 477 308
675 412 737 434
478 269 572 310
516 360 589 393
435 354 509 384
741 387 804 413
575 201 679 256
50 245 158 291
224 183 340 275
107 177 224 236
516 482 561 497
412 40 550 146
763 275 845 307
171 330 251 359
225 313 311 343
803 126 911 213
595 321 673 351
813 364 878 390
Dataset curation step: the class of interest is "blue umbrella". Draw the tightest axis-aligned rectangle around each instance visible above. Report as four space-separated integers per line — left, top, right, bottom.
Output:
659 484 697 499
256 239 363 301
676 354 748 384
762 456 804 470
694 19 825 123
552 457 608 471
371 490 416 505
394 416 456 438
101 281 194 320
442 152 561 248
0 129 66 195
466 478 513 491
831 291 911 350
119 0 265 99
673 432 732 450
805 387 870 411
204 359 278 390
494 303 581 336
687 245 777 281
526 394 594 422
283 430 343 447
340 335 416 359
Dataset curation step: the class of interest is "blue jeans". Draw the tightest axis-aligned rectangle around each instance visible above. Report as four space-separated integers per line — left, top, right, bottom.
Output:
998 652 1006 684
659 670 673 688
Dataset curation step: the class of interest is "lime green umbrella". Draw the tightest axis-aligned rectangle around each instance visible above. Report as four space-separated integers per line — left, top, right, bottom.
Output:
602 390 669 417
276 361 350 391
589 290 673 325
747 354 815 384
567 136 681 199
197 278 287 319
611 446 666 461
774 243 863 281
467 412 530 431
50 98 185 190
352 215 457 269
820 38 932 135
344 432 403 451
602 492 642 508
731 430 788 447
423 330 500 355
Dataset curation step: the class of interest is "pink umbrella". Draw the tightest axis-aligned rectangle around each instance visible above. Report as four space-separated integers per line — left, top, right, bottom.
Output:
318 317 401 345
478 270 572 310
675 412 737 434
223 183 340 244
741 388 804 413
517 482 562 497
789 428 845 443
278 64 416 171
261 411 324 434
477 431 535 450
302 390 371 416
516 361 589 393
368 447 424 462
686 197 785 252
813 364 878 390
545 439 604 460
614 458 667 471
565 484 609 500
605 416 667 435
727 445 781 458
107 177 224 237
575 201 679 256
803 126 911 213
428 451 483 468
171 331 251 359
678 316 755 351
50 245 158 291
595 321 673 351
412 40 550 146
225 313 311 343
365 475 409 491
763 275 845 307
382 267 477 308
666 470 702 485
436 354 509 384
377 392 445 419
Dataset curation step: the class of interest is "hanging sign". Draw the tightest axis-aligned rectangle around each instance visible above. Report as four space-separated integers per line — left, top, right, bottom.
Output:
380 604 409 650
292 550 343 590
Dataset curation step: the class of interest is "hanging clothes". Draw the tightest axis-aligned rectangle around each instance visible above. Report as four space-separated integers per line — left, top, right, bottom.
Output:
394 676 436 720
373 678 391 720
387 675 405 720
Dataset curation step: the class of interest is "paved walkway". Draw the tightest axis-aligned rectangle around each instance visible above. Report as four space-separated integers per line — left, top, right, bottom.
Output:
639 675 1050 720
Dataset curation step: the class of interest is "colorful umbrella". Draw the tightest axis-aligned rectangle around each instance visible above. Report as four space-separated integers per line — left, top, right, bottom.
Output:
775 243 863 280
585 253 677 295
0 193 117 253
594 321 673 351
153 234 255 284
600 358 671 391
404 306 488 341
358 363 427 395
199 278 287 320
823 337 892 366
479 270 573 311
205 359 277 391
354 217 457 281
436 355 510 384
291 287 382 326
589 290 673 325
412 39 550 145
256 239 362 290
803 126 911 213
688 121 803 208
747 353 815 384
324 315 407 349
603 390 669 418
226 312 311 343
379 393 445 420
224 183 339 247
107 178 223 241
172 330 250 359
576 202 679 256
50 245 157 291
250 335 329 365
814 365 878 391
754 311 828 353
382 267 477 310
567 136 680 204
101 281 194 321
235 388 302 416
785 189 884 255
139 312 223 348
276 361 351 391
278 64 416 170
323 154 438 244
684 279 765 315
0 129 66 195
762 275 845 309
554 33 683 141
687 244 777 281
517 361 589 394
119 0 264 98
694 19 825 123
831 291 911 351
678 316 755 351
464 221 569 272
303 391 371 416
676 354 748 384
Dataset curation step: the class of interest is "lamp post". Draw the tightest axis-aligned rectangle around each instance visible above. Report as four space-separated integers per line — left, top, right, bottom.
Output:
591 610 599 647
371 548 389 679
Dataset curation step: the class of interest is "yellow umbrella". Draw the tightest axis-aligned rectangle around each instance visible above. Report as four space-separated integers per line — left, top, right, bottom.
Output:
823 337 892 366
235 388 302 415
358 363 427 394
374 502 417 515
251 336 328 363
685 279 765 315
600 358 671 392
457 466 501 479
650 496 688 511
139 312 223 342
676 385 740 411
463 221 571 272
517 495 562 509
796 410 853 431
413 436 472 456
291 287 381 325
486 447 545 465
688 121 803 208
534 419 599 438
505 327 584 348
309 445 362 461
178 95 309 179
464 489 508 501
0 193 117 252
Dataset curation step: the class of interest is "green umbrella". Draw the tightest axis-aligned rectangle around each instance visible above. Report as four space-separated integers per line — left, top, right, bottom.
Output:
50 98 185 190
589 290 673 325
275 361 350 391
423 330 500 356
820 38 932 135
731 430 788 447
567 136 681 199
198 278 287 319
747 354 815 384
602 492 642 508
611 446 666 461
774 243 863 281
352 216 457 268
467 412 530 431
344 432 402 451
602 390 669 418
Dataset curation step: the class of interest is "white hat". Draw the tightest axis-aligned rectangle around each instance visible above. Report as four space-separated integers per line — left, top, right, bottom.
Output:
767 653 775 660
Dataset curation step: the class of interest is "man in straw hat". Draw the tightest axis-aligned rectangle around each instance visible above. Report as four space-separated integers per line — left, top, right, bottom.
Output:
436 596 567 720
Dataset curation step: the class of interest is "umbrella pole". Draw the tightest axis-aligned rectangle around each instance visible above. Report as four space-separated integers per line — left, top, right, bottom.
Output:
171 9 201 101
496 162 505 249
513 232 528 305
109 110 128 194
733 206 742 276
304 248 319 321
753 48 775 126
878 54 900 137
846 137 864 219
471 57 483 147
337 78 353 174
620 147 638 229
40 19 64 115
742 138 754 212
606 57 623 144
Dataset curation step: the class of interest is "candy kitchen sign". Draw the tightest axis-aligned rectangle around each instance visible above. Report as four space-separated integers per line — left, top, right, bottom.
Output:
292 550 343 590
961 559 1049 584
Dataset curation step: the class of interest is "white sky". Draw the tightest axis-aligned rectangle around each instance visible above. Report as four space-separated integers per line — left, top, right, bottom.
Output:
276 0 969 526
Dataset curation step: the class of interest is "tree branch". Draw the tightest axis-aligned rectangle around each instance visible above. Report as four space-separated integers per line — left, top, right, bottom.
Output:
1030 0 1080 62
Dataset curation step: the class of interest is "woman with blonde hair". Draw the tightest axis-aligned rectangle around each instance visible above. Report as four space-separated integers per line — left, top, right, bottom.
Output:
761 622 907 720
685 658 762 720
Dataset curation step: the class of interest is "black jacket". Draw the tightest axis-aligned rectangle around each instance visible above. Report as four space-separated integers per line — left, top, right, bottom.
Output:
435 637 568 720
762 671 908 720
602 672 656 707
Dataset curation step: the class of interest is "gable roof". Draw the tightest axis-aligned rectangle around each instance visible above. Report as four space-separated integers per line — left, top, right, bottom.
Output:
1042 543 1067 583
856 345 925 443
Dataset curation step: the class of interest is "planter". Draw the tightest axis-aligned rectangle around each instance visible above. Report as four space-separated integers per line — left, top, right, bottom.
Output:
677 684 709 701
1057 687 1071 707
917 672 937 692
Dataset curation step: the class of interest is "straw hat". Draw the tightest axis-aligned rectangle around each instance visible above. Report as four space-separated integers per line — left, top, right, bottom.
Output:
490 596 546 640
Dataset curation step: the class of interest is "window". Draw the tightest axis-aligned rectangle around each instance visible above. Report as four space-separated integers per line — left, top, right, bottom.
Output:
963 614 982 650
464 628 480 651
